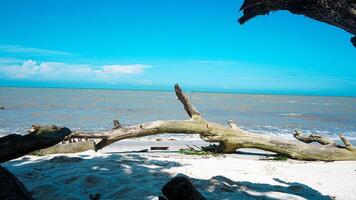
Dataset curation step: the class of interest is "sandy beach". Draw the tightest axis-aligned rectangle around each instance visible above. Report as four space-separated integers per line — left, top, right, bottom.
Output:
3 139 356 200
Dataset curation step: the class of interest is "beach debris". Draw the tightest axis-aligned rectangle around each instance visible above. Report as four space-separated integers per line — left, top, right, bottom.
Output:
151 146 169 151
0 166 33 200
160 176 206 200
260 155 288 161
156 138 176 142
179 148 209 156
112 119 121 129
179 145 209 155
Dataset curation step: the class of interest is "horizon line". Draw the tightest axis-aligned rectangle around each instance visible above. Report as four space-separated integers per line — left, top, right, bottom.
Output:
0 84 355 98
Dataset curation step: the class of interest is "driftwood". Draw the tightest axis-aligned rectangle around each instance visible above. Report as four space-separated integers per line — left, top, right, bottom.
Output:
66 84 356 161
31 140 95 156
238 0 356 47
0 125 71 163
151 147 170 151
1 85 355 161
159 176 206 200
0 166 33 200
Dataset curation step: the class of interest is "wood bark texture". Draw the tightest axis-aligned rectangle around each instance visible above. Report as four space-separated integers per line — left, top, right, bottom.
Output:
238 0 356 47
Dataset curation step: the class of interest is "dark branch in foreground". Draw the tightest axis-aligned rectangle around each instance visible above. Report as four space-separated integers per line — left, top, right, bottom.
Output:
238 0 356 47
0 125 71 163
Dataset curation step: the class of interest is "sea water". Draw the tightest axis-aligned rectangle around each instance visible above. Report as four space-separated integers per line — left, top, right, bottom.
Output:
0 87 355 140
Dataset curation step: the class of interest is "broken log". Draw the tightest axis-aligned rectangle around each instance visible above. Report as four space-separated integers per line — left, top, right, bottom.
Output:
0 125 71 163
68 84 356 161
31 140 95 156
238 0 356 47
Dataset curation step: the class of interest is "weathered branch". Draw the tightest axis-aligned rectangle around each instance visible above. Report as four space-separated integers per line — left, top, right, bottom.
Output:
238 0 356 47
174 84 201 118
340 134 354 150
113 120 121 129
0 125 71 163
227 120 238 129
293 130 336 146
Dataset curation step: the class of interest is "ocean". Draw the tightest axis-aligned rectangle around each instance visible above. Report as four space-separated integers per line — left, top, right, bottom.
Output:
0 87 355 140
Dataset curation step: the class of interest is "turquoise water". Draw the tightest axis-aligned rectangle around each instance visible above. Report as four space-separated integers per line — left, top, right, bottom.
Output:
0 87 355 139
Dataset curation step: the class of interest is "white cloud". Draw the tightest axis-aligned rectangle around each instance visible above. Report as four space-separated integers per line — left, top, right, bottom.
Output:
0 45 72 56
0 60 152 83
101 64 147 75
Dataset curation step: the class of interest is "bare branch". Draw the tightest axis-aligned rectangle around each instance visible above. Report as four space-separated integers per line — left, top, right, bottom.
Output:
227 120 238 129
340 134 354 150
293 130 336 146
238 0 356 47
174 84 201 118
113 120 121 129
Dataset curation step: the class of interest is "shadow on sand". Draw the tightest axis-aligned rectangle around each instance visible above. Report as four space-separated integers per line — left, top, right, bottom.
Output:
3 153 332 200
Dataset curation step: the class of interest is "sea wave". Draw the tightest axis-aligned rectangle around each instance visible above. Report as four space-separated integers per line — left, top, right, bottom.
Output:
279 113 303 117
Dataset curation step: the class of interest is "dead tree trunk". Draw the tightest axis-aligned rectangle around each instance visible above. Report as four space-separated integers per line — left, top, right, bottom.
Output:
238 0 356 47
67 84 356 161
0 125 71 163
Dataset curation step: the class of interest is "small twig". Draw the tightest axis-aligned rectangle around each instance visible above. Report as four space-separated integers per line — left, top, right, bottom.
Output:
340 134 353 150
293 130 335 146
113 120 121 129
227 120 238 129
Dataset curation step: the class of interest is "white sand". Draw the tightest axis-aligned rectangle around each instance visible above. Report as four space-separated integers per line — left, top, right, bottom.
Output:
3 140 356 200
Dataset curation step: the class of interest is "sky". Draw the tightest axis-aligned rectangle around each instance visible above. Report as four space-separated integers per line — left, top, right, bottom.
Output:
0 0 355 96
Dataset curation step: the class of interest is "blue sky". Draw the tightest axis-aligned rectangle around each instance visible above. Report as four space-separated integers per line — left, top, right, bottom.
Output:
0 0 355 96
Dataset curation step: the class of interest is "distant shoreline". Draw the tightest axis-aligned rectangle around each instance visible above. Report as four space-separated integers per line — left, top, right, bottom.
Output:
1 85 355 98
